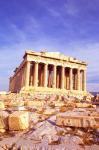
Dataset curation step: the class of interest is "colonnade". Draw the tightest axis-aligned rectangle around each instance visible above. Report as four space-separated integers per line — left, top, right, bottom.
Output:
25 61 86 91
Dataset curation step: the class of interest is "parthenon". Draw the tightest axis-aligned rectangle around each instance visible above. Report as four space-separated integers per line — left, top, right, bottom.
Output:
9 51 87 94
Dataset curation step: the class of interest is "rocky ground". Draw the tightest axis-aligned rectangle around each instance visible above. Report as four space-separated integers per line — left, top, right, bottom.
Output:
0 93 98 150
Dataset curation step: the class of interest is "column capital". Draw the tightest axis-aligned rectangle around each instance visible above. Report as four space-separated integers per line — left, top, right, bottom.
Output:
44 63 48 65
53 63 57 66
61 65 65 67
35 61 39 64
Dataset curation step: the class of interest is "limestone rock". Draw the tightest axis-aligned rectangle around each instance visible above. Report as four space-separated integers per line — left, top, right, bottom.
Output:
9 111 29 131
0 111 9 130
0 129 6 133
25 100 44 108
43 107 56 116
76 103 93 108
76 129 85 137
60 106 67 112
43 134 60 145
72 136 84 145
0 101 5 109
56 115 97 128
30 112 40 124
55 101 65 107
32 121 57 140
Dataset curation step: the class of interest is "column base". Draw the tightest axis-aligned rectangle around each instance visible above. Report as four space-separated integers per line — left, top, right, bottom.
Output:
20 86 87 96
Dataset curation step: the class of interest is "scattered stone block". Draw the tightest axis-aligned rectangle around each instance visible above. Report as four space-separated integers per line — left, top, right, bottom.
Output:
32 121 57 140
25 100 44 107
0 111 9 131
0 101 5 109
30 112 40 124
56 115 98 128
0 128 6 133
76 129 85 137
72 136 84 145
10 101 24 107
76 103 93 108
43 108 56 116
9 111 29 131
60 106 67 112
55 101 65 107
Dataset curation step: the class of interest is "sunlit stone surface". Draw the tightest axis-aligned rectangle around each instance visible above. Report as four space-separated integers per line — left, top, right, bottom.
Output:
9 51 87 96
9 111 29 131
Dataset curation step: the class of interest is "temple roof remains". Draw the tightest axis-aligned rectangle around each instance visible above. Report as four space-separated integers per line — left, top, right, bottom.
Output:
23 50 87 65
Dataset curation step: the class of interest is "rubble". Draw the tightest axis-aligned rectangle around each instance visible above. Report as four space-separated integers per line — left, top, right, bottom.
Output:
9 111 29 131
0 111 9 132
0 101 5 109
25 100 44 108
56 115 98 128
76 103 94 108
0 92 98 149
43 107 56 116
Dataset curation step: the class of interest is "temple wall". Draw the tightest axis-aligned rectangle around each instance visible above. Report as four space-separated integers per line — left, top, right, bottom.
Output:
9 65 26 93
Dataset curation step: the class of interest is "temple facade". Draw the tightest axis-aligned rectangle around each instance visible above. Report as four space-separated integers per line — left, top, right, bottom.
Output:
9 51 87 94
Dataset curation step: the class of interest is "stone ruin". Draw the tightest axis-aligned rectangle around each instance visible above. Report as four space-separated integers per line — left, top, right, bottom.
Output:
0 92 98 150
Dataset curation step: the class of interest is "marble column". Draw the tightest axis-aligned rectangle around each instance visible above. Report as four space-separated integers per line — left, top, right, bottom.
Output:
83 70 86 91
61 66 65 89
34 62 38 87
70 68 73 91
44 64 48 87
77 69 80 91
25 61 30 87
53 65 56 88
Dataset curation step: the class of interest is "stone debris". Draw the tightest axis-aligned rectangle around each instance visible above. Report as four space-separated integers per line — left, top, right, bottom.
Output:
56 115 98 128
43 107 56 116
0 101 5 109
0 111 9 132
76 103 94 108
25 100 44 108
0 92 98 149
9 111 29 131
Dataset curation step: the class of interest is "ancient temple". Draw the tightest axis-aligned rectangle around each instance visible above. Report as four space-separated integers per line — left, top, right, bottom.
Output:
9 51 87 94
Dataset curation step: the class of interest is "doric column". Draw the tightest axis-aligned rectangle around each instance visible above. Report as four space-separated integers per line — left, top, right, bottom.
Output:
25 61 30 87
70 68 73 91
61 66 65 89
83 70 86 91
77 69 80 91
53 65 56 88
44 64 48 87
34 62 38 87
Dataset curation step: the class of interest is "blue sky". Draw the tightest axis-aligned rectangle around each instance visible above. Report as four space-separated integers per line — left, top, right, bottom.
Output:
0 0 99 92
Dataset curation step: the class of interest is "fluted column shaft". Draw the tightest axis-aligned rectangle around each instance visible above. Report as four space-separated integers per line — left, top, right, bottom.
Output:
44 64 48 87
34 62 38 87
53 65 56 88
61 66 65 89
77 69 80 91
25 61 30 87
83 70 86 91
70 68 73 91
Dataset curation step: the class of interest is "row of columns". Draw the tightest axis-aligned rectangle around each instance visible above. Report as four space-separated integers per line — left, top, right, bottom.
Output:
25 61 86 91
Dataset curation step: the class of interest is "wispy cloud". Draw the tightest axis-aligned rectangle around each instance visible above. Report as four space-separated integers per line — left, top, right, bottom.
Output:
0 0 99 92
